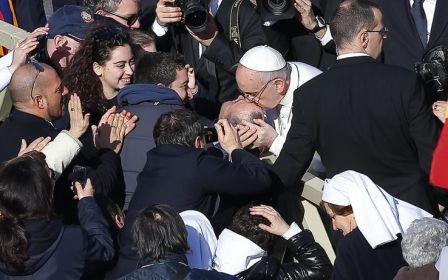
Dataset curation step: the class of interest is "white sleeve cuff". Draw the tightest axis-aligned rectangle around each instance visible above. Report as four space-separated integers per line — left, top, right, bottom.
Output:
268 135 286 157
282 222 302 240
317 25 333 46
0 67 12 92
41 130 83 178
151 20 169 37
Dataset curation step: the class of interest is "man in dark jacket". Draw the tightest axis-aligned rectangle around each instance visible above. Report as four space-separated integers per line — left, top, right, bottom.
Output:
108 109 272 278
213 205 333 279
118 52 190 210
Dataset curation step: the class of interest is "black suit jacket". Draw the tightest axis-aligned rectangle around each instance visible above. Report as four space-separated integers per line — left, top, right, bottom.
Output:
321 0 448 72
0 110 59 162
156 0 267 118
273 56 439 213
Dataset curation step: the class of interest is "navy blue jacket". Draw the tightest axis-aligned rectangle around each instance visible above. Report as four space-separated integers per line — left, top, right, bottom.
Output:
108 145 272 278
0 197 114 280
117 84 184 209
119 255 236 280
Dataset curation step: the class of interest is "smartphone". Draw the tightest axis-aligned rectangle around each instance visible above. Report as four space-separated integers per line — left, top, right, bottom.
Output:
72 165 87 188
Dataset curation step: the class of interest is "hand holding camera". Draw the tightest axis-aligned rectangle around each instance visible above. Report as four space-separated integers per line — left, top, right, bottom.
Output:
156 0 183 26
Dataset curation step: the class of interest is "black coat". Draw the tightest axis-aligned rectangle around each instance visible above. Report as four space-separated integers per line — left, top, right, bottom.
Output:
156 0 267 119
0 197 114 280
273 56 439 214
332 228 407 280
236 230 333 280
119 255 237 280
0 110 59 162
108 145 272 278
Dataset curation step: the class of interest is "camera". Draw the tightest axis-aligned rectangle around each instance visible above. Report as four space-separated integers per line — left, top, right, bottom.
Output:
256 0 295 22
174 0 208 33
415 45 448 93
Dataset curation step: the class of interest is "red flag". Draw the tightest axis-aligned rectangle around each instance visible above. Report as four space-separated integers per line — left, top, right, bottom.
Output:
430 120 448 190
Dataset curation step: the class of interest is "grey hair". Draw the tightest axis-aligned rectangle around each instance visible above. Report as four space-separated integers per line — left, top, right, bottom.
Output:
258 63 292 84
84 0 140 13
401 217 448 268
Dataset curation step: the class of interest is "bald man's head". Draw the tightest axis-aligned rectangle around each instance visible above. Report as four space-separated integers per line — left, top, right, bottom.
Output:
9 63 59 105
220 97 264 127
8 63 64 121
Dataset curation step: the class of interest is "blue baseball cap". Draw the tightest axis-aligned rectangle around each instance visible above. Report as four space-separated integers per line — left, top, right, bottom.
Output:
48 5 95 41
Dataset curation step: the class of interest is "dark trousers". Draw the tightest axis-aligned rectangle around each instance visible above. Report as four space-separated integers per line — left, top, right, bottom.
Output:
14 0 46 32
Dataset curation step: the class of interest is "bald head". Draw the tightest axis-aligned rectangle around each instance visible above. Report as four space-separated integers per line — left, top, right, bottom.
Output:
9 63 59 105
8 63 64 121
220 97 264 126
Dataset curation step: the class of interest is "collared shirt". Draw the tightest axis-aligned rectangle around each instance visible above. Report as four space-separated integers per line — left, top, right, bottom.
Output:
337 52 370 60
268 62 322 156
318 0 437 45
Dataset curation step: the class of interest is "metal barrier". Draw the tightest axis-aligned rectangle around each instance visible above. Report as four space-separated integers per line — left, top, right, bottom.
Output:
0 20 29 121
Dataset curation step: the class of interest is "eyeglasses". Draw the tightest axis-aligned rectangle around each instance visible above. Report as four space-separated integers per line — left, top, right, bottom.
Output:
30 60 44 101
366 26 389 39
104 11 140 27
240 78 276 105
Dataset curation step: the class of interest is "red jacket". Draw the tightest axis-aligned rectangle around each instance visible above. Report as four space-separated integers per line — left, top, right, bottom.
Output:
430 120 448 190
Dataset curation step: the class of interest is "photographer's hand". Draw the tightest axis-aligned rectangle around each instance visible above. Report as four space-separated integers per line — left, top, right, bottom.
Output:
156 0 182 26
187 12 218 47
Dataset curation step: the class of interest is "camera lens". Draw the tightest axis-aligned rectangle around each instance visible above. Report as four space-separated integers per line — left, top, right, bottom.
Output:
264 0 290 15
183 0 208 33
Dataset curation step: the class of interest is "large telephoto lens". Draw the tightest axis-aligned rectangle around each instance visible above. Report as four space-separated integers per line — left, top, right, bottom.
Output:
184 0 208 33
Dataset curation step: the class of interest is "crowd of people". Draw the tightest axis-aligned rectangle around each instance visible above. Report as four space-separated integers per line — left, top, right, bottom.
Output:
0 0 448 279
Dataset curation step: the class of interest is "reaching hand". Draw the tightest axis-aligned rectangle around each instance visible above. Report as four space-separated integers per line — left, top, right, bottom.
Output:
119 109 138 136
8 26 49 74
293 0 317 31
432 101 447 123
92 113 127 154
215 119 242 155
186 64 198 99
156 0 182 26
186 12 218 47
241 119 278 149
17 137 51 156
68 93 90 138
236 124 258 148
250 205 290 236
73 178 94 200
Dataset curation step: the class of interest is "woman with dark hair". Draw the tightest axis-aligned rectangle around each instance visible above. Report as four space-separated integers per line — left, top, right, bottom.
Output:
63 25 134 122
0 152 114 279
119 204 236 280
321 170 432 280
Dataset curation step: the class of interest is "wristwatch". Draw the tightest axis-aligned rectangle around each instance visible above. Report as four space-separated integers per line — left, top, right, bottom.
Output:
310 15 326 33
